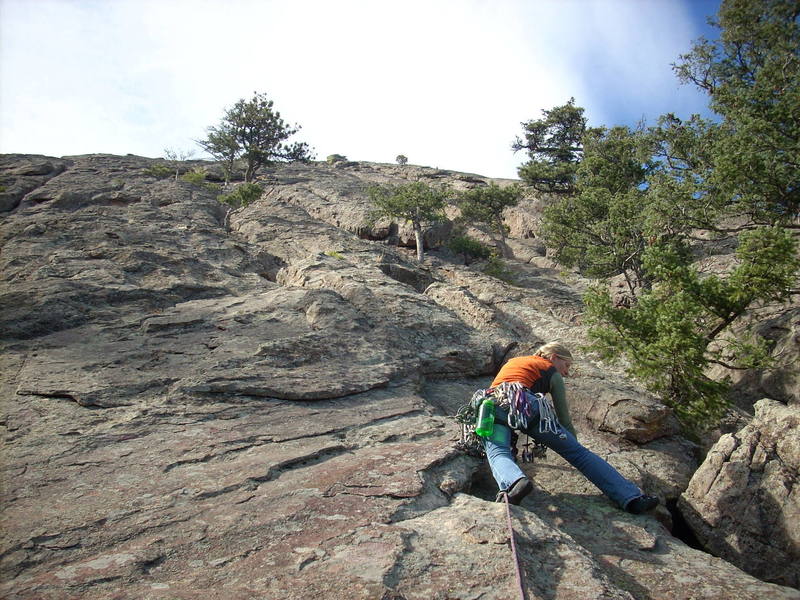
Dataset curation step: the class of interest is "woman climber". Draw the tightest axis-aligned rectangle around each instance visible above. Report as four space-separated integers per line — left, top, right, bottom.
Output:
479 342 659 513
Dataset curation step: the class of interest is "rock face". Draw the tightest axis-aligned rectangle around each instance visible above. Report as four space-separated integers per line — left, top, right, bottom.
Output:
725 308 800 408
680 399 800 588
1 154 798 599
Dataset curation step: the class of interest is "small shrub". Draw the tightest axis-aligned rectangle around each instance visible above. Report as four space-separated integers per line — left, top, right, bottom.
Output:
181 168 206 185
324 250 345 259
180 167 203 185
327 154 348 164
218 182 264 208
482 254 515 284
447 234 491 264
144 163 173 179
181 168 221 192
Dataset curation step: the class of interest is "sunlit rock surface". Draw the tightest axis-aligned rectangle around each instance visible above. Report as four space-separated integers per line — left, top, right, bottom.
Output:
1 154 797 599
680 399 800 588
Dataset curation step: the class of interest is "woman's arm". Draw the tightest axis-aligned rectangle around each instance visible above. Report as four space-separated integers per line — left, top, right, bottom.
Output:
550 372 577 438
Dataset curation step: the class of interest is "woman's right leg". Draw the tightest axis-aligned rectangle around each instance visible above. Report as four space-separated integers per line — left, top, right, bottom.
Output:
483 423 526 492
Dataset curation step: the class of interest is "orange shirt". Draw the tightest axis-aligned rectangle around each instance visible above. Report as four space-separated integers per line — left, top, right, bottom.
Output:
490 354 576 437
491 355 555 390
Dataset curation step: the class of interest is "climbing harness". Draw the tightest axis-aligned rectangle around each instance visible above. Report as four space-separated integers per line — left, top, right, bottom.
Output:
453 385 550 460
454 384 553 458
499 490 528 600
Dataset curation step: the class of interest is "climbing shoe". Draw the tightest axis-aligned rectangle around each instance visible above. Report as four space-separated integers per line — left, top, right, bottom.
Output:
625 495 659 514
496 476 533 505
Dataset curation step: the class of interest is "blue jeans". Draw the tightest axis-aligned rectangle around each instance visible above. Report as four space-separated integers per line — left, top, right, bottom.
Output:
483 398 642 509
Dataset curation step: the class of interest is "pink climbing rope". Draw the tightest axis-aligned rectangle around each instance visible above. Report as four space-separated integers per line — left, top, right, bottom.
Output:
501 492 528 600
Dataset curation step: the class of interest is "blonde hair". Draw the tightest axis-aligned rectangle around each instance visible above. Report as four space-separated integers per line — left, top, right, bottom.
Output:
534 342 573 362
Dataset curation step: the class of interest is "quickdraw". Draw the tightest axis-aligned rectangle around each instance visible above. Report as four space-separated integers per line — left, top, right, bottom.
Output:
454 401 485 458
519 435 547 463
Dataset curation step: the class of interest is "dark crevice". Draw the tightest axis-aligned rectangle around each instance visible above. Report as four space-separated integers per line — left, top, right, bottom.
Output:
276 408 428 445
17 391 111 409
390 452 483 523
665 499 705 551
377 261 436 293
162 437 272 472
80 575 125 587
461 461 499 503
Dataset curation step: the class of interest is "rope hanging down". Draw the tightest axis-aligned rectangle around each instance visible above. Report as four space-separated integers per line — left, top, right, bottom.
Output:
500 491 528 600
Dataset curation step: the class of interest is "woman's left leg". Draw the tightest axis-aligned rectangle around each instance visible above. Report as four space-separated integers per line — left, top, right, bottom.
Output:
530 427 642 509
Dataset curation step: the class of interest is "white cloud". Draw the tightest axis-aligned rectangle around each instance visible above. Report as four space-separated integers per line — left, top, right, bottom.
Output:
0 0 716 178
555 0 716 126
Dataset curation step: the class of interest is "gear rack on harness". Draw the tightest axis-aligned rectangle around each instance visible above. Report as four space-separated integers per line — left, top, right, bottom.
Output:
453 385 547 463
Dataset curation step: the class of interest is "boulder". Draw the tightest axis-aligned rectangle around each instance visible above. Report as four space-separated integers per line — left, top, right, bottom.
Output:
679 399 800 588
585 388 681 443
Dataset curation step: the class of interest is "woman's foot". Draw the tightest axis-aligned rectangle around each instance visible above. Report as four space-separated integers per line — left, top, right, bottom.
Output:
496 476 533 505
625 495 659 514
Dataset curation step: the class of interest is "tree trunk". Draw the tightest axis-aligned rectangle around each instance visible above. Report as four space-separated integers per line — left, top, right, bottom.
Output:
413 222 424 262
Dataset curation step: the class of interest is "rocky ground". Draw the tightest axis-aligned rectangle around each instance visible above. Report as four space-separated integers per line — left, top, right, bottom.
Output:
1 153 797 599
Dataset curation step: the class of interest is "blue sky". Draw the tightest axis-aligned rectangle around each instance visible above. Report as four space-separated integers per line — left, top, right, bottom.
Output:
0 0 721 179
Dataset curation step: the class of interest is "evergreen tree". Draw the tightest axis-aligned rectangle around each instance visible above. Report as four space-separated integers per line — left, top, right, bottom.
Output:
513 98 590 194
540 125 656 298
198 124 239 185
198 92 313 183
368 182 449 262
673 0 800 222
530 0 799 429
457 182 522 254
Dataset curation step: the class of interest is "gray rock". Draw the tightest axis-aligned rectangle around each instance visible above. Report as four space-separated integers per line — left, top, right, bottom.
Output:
727 308 800 407
1 154 798 599
679 399 800 588
586 389 681 443
0 154 67 211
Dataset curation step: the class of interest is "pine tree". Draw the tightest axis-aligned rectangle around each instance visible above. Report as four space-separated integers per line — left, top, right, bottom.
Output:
198 92 313 183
